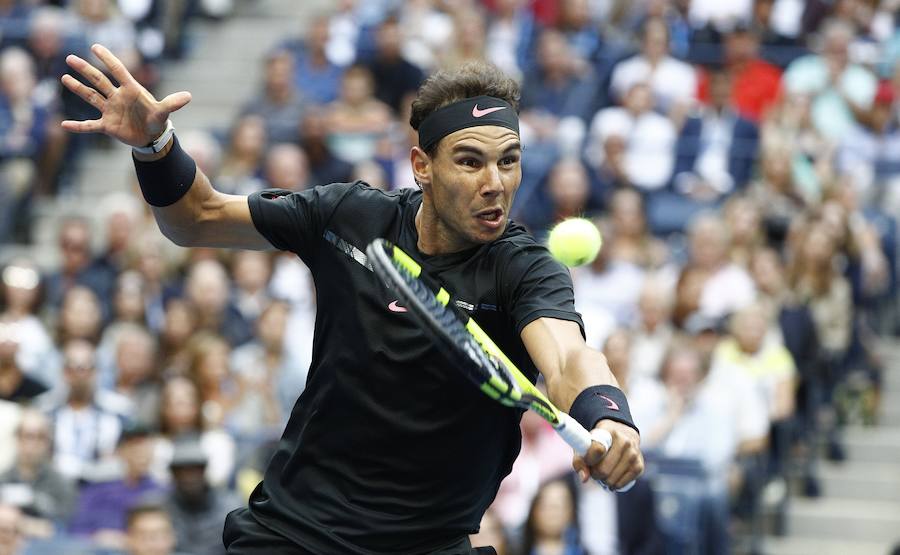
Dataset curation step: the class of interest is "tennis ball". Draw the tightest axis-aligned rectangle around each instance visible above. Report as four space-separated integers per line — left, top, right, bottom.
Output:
547 218 602 267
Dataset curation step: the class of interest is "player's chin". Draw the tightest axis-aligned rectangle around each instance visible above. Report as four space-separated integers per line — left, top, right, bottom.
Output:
471 216 506 242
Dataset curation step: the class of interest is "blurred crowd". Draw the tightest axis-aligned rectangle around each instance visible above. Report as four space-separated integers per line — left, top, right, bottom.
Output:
1 0 899 554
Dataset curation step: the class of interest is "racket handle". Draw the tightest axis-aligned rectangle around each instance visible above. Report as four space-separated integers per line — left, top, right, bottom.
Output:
557 413 636 493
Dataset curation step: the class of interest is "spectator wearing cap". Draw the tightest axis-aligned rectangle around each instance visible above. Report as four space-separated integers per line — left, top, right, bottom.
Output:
125 502 189 555
783 20 879 140
164 439 240 555
68 422 165 551
610 17 697 116
0 319 47 404
38 339 129 481
0 409 76 535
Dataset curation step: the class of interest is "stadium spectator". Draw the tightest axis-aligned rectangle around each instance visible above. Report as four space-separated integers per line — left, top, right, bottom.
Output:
685 212 757 320
0 259 55 382
483 0 537 81
783 19 878 140
521 475 588 555
152 376 235 489
68 422 163 551
217 114 267 196
74 0 142 78
55 285 104 349
396 0 454 71
673 69 760 200
39 339 126 481
553 0 603 70
602 328 666 432
521 157 592 238
585 82 677 193
285 15 344 106
43 217 112 314
722 195 765 268
0 47 49 243
241 49 305 145
0 409 76 534
163 439 240 555
183 259 252 348
364 16 425 114
298 110 353 187
838 78 900 210
572 222 645 345
611 17 697 116
0 319 47 404
124 503 182 555
157 296 196 376
520 29 598 155
440 10 487 70
606 188 670 270
229 300 305 435
697 26 783 122
630 277 676 381
262 142 309 192
323 64 392 164
104 324 161 428
748 141 813 245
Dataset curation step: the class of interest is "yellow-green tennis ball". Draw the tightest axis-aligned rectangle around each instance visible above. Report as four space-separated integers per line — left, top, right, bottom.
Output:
547 218 602 267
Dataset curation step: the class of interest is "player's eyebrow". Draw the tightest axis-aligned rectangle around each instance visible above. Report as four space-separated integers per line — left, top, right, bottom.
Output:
451 145 486 157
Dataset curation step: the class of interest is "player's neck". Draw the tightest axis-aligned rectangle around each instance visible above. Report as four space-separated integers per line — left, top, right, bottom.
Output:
414 202 475 256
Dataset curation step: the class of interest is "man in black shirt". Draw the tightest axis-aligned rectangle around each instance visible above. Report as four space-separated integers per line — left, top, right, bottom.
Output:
60 44 644 554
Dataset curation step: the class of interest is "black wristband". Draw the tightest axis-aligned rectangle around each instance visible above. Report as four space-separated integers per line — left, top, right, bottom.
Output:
132 135 197 207
569 385 639 434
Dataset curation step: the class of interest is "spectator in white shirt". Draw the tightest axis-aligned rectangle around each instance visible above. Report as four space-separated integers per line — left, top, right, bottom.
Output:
687 212 756 320
610 17 697 115
586 82 677 191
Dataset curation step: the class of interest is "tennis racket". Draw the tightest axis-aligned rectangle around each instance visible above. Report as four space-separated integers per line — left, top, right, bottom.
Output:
366 238 634 493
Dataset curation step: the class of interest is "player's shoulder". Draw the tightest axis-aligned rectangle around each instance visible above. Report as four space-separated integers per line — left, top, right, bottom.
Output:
488 219 546 256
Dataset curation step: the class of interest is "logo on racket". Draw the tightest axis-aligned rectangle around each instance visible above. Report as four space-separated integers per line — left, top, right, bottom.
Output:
387 300 407 313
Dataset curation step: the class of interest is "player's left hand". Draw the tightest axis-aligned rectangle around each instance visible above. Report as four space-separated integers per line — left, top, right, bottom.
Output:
572 419 643 491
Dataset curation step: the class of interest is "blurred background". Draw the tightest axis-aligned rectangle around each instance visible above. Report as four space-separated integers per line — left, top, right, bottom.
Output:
0 0 898 554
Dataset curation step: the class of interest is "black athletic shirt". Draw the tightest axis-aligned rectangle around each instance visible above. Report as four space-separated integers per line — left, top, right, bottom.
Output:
245 182 583 554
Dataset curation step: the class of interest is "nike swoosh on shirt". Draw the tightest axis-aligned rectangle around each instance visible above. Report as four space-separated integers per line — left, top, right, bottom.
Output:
598 395 619 411
472 104 506 118
388 300 408 313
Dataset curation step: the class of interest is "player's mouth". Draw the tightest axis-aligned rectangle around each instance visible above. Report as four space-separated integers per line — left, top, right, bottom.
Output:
475 207 504 230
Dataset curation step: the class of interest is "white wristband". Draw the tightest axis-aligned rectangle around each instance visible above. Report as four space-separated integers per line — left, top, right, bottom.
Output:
132 119 175 155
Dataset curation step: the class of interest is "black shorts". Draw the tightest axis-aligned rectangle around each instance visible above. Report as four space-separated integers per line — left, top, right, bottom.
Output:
223 508 497 555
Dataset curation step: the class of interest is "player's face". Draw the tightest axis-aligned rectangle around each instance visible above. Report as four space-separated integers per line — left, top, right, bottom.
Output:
421 125 521 250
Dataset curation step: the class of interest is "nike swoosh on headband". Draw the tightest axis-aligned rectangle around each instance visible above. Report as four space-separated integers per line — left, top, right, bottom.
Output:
472 104 507 118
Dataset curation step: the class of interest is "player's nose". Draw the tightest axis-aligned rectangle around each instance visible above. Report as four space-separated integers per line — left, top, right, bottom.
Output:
480 165 503 197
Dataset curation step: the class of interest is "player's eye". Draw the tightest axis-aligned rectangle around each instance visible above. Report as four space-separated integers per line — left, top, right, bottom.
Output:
458 158 480 168
499 155 519 167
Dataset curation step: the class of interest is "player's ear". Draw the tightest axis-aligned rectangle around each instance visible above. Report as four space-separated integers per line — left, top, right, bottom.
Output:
410 146 431 190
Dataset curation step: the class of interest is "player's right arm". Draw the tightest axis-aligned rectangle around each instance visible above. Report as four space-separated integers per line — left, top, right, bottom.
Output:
60 43 271 251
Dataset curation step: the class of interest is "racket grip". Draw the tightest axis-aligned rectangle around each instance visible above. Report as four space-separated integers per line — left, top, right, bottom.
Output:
558 413 636 493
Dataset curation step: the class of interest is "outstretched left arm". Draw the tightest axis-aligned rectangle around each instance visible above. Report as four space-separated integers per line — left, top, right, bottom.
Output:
521 317 644 490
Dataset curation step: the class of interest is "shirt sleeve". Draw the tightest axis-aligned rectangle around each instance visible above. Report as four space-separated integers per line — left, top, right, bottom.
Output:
247 182 357 260
498 241 585 335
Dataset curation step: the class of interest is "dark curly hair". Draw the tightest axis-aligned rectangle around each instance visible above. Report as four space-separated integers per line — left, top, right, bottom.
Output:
409 61 520 155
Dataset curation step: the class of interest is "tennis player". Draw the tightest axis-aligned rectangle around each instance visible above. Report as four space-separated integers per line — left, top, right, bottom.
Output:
61 44 643 555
